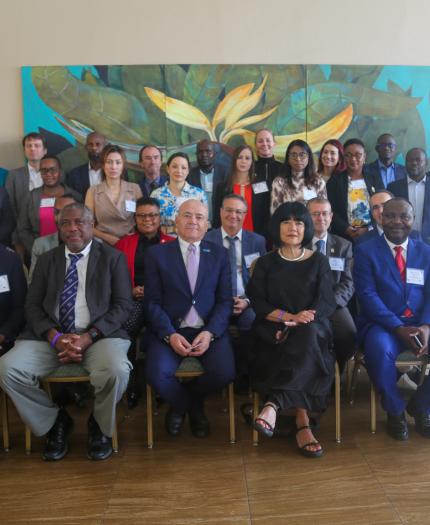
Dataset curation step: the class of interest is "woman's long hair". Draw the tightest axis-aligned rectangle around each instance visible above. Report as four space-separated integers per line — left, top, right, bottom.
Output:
283 139 318 189
224 145 256 193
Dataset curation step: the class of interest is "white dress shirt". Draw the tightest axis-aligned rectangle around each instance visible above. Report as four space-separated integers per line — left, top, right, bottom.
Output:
28 165 43 191
384 235 408 260
88 163 102 187
221 227 245 296
407 176 426 232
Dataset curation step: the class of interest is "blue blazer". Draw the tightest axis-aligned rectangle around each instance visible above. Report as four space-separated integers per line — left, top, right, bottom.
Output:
387 177 430 245
364 160 407 188
144 239 233 339
204 228 266 289
66 164 91 200
139 174 169 199
354 235 430 339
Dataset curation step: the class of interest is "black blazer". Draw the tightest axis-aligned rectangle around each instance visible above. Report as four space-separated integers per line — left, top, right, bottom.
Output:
0 188 15 247
326 170 384 238
22 240 133 341
66 164 91 200
188 164 228 215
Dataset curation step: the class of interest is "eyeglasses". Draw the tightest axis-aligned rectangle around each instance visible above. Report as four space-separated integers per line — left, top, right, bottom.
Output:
345 153 364 160
40 167 58 174
377 143 396 150
223 208 246 216
310 211 332 218
136 212 160 220
288 152 308 160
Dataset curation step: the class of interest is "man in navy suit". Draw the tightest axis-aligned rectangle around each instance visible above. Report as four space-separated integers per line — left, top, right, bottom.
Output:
138 145 168 198
144 199 234 438
364 133 407 188
205 194 266 387
188 140 228 224
388 148 430 245
66 132 107 199
354 198 430 440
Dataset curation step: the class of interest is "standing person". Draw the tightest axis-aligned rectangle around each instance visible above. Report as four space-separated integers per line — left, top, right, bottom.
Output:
247 202 336 457
144 200 234 438
317 139 346 183
188 140 228 224
364 133 407 188
254 128 283 187
66 132 107 199
151 152 207 234
137 145 168 198
271 140 326 215
355 190 394 245
85 144 142 246
327 138 384 241
0 187 15 247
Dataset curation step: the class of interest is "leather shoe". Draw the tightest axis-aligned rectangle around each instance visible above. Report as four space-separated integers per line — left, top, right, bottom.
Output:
165 409 185 437
43 408 73 461
87 414 113 461
407 402 430 438
189 412 210 438
386 413 409 441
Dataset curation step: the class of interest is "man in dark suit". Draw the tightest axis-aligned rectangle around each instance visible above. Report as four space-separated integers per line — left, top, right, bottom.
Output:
307 197 356 372
188 140 228 224
387 148 430 245
0 187 15 247
138 145 168 198
364 133 407 188
144 199 234 438
205 194 266 387
0 203 133 460
354 198 430 440
66 132 107 199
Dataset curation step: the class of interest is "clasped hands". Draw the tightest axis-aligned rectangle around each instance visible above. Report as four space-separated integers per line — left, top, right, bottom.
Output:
275 309 316 343
168 331 213 357
54 333 92 364
395 325 430 356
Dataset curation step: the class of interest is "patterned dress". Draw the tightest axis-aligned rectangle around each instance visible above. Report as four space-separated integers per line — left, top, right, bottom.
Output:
271 173 326 215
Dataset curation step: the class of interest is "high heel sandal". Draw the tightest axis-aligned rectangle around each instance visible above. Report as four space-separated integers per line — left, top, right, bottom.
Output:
296 425 323 458
253 402 278 438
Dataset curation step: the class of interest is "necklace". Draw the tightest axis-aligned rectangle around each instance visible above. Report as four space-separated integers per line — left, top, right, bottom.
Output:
278 247 305 262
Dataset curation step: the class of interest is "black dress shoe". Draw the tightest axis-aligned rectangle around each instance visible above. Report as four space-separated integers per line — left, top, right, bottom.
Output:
165 409 185 436
127 391 139 410
87 415 113 461
386 413 409 441
189 412 210 438
407 402 430 438
43 408 74 461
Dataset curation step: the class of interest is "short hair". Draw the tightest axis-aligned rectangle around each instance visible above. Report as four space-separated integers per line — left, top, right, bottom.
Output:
376 133 395 144
369 189 394 201
317 139 345 174
40 154 62 170
383 196 414 212
406 147 427 159
22 132 47 149
255 128 275 143
344 138 366 150
58 202 94 224
101 144 127 180
55 193 77 202
139 144 163 163
166 152 190 170
270 202 314 247
135 196 161 209
284 139 317 189
221 193 248 210
307 197 331 209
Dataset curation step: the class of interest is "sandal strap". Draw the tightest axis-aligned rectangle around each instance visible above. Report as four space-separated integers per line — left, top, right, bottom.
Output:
301 441 321 449
296 425 311 433
263 402 279 412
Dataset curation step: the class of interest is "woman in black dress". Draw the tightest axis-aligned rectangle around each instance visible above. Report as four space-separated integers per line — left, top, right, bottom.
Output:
246 202 336 457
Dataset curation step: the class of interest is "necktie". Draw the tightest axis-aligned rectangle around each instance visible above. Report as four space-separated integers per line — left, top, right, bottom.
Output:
394 246 413 318
183 244 199 326
149 181 157 193
227 236 238 296
59 253 83 332
316 239 325 254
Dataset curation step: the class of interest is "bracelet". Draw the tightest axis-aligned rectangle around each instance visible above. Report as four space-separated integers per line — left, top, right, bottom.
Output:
50 332 63 348
277 310 286 321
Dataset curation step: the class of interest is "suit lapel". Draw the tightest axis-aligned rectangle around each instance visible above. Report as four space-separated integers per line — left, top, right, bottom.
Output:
85 241 100 299
52 245 67 321
195 240 212 293
171 240 191 294
379 236 404 291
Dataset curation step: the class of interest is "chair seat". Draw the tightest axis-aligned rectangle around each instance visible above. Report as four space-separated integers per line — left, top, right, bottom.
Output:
176 357 204 375
396 351 425 364
43 364 89 379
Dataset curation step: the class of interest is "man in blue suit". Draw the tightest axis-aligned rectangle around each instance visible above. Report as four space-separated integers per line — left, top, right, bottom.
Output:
205 194 266 387
364 133 407 188
144 199 235 438
354 198 430 440
387 148 430 245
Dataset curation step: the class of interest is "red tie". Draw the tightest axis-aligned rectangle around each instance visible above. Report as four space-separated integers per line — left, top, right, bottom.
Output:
394 246 413 317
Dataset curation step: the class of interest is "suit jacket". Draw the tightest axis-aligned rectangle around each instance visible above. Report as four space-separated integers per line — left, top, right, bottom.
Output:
65 163 91 199
326 170 384 238
29 232 60 282
0 187 15 247
143 238 233 339
364 160 407 188
5 166 30 221
204 228 266 292
0 244 27 342
387 177 430 245
22 240 133 341
138 174 168 198
353 235 430 339
188 164 228 215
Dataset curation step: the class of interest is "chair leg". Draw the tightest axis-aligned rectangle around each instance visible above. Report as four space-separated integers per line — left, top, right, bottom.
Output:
112 423 119 453
146 384 153 449
2 392 9 452
370 383 376 434
228 383 236 444
335 362 341 444
25 425 31 455
252 391 259 446
349 359 362 405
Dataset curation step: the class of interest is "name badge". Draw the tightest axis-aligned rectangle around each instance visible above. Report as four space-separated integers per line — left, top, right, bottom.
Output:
40 198 55 208
406 268 425 285
350 179 366 190
125 200 136 212
0 275 10 293
252 182 269 194
303 187 317 201
204 180 213 192
329 257 345 272
244 252 260 268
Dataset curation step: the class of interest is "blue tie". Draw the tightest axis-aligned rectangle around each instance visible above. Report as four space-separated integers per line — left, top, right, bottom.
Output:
59 253 83 333
316 239 325 254
227 236 238 296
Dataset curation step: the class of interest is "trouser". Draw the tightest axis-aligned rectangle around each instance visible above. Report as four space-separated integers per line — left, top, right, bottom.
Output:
330 306 357 373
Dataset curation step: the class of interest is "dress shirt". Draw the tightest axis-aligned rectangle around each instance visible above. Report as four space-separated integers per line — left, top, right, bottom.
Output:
221 227 244 296
384 235 408 260
407 176 426 232
200 169 214 222
178 237 204 329
378 160 396 188
88 163 102 187
28 165 43 191
312 233 328 255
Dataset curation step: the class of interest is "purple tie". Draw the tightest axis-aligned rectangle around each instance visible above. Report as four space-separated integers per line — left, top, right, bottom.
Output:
184 243 199 326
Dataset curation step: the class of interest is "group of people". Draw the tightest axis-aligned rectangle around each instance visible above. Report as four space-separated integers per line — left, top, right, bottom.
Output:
1 127 430 462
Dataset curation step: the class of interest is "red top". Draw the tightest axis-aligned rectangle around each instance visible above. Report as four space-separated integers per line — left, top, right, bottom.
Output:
39 198 57 237
233 183 254 231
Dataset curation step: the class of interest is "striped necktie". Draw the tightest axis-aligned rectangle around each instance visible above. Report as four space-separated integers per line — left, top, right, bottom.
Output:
59 253 83 332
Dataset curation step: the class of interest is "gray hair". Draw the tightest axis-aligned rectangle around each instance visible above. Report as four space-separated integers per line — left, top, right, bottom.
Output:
58 202 94 224
221 193 248 211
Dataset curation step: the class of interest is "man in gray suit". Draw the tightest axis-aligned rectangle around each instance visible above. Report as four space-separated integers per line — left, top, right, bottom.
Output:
307 197 356 372
0 203 133 461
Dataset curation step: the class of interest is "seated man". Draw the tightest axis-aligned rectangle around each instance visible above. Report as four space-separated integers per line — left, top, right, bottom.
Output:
354 197 430 440
0 203 133 460
205 194 266 389
307 197 356 373
144 199 235 438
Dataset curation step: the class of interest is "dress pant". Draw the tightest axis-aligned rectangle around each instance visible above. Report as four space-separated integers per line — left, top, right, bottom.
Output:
231 307 255 379
330 306 357 372
145 327 235 414
0 338 131 437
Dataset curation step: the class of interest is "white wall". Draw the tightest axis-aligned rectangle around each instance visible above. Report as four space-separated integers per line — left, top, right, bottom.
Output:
1 0 430 166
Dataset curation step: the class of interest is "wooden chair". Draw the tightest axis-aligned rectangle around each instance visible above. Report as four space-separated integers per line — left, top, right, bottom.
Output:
252 361 342 446
1 390 9 452
146 357 236 448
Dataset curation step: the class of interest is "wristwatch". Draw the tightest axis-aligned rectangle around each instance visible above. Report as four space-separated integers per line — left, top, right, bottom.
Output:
88 327 102 343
